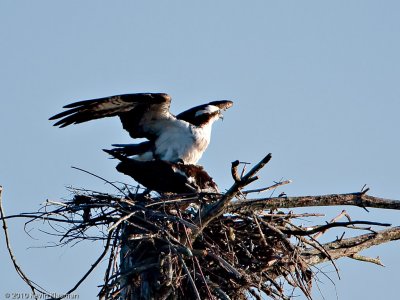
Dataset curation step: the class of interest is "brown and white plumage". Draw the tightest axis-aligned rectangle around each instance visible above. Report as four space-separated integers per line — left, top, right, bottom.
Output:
50 93 233 164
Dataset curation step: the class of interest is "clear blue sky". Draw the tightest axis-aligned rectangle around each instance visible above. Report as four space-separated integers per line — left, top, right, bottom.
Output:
1 1 400 299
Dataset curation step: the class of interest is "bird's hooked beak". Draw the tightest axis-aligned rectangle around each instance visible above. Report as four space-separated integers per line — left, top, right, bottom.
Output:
212 101 232 121
218 110 224 121
209 110 224 121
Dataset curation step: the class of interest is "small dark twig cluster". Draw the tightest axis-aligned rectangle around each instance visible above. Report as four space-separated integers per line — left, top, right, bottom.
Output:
2 154 400 300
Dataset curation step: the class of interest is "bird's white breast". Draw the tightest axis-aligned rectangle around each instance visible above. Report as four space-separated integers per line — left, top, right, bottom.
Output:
153 119 212 164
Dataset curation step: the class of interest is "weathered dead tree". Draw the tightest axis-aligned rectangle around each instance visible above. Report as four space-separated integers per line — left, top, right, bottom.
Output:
2 153 400 300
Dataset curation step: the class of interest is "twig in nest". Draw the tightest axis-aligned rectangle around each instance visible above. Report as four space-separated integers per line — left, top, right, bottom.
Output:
313 210 351 239
108 212 136 232
53 232 114 300
178 254 202 300
71 166 130 198
253 214 268 247
243 179 292 195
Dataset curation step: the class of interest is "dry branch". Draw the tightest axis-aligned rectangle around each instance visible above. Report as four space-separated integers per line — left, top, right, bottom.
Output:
302 227 400 266
0 186 48 299
231 192 400 212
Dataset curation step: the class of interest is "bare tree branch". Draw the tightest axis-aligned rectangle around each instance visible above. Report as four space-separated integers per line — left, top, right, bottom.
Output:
302 227 400 265
230 192 400 213
281 221 391 236
0 186 49 299
349 254 384 266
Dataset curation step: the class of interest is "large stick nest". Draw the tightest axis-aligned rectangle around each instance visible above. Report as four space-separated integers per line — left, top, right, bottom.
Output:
2 154 400 300
58 188 316 300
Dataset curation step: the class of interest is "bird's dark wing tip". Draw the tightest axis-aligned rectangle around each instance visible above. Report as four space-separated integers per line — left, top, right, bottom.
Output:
49 111 66 121
52 120 64 127
102 148 112 154
51 119 72 128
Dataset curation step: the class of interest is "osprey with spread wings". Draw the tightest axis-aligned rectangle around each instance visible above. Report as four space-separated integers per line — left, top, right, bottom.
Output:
50 93 233 165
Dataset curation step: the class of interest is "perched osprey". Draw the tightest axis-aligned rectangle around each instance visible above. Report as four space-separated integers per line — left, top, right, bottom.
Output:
50 93 233 164
104 149 219 194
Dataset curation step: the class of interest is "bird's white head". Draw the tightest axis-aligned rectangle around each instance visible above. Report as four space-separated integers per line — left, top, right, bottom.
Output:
194 100 233 125
195 105 222 121
176 100 233 127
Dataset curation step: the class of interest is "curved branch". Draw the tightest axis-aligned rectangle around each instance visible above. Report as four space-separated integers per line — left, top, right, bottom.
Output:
54 231 113 300
0 186 49 298
302 227 400 266
281 221 391 236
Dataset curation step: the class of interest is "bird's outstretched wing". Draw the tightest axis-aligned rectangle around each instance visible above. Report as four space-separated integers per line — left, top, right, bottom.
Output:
49 93 173 140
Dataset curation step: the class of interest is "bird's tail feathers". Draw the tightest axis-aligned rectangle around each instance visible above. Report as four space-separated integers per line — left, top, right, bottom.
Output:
103 149 128 162
110 141 153 156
